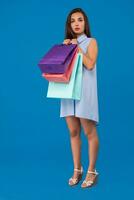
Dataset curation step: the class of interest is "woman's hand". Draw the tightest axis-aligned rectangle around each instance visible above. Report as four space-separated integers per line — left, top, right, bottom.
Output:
63 39 71 45
70 38 78 44
78 47 83 53
63 38 78 45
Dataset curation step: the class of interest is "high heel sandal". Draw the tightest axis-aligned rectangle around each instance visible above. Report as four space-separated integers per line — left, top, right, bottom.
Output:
81 169 99 188
68 166 83 186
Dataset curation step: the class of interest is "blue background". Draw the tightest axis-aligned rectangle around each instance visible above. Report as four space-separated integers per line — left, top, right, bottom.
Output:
0 0 134 199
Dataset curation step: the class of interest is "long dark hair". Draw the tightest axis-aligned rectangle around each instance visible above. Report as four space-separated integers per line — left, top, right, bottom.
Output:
64 8 91 39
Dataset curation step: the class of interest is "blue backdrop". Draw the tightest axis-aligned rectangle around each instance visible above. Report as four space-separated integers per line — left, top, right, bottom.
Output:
0 0 134 199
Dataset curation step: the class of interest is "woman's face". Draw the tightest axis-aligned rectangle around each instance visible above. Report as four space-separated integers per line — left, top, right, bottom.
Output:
70 12 85 36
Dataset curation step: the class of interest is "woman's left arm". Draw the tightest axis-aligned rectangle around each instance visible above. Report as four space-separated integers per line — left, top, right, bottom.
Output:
78 38 98 70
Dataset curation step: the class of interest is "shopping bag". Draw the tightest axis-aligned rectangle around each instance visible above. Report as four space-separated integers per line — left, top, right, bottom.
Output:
38 44 77 73
46 53 83 100
42 48 78 82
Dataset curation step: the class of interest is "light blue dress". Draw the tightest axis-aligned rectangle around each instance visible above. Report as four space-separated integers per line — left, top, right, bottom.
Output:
60 33 99 125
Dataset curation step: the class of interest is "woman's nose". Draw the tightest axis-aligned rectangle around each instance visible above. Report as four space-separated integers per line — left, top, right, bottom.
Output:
75 22 79 26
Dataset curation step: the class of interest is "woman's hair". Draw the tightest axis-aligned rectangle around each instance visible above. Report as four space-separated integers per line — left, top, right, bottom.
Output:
65 8 91 39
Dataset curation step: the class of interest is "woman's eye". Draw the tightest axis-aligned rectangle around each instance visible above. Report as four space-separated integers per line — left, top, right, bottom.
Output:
71 19 83 23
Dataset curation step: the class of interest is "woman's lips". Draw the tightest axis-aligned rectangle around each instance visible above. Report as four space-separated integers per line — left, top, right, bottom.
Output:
75 28 80 31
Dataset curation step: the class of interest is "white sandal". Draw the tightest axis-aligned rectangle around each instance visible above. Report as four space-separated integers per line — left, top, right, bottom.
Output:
81 169 99 188
68 166 83 186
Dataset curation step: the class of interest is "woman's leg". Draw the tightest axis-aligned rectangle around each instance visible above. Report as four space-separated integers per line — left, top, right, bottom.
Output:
80 118 99 185
65 116 82 179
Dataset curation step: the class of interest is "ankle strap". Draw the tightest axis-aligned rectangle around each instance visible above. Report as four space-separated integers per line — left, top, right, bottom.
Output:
87 169 99 175
74 166 83 172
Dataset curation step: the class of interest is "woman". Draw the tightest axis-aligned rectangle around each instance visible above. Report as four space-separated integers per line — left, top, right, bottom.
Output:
60 8 100 188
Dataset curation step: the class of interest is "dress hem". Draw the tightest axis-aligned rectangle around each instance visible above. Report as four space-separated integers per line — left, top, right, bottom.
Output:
60 114 99 126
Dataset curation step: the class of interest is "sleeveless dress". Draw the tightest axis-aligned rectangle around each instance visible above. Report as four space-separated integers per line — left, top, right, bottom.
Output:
60 33 99 125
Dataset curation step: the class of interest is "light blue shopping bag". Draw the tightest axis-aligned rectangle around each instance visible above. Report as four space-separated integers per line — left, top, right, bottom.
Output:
46 53 83 100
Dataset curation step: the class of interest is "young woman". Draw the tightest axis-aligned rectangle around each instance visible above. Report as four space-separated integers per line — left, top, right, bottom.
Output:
60 8 100 188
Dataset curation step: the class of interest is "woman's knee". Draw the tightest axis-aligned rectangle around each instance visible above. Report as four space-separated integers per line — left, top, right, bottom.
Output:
65 116 81 138
70 127 81 138
84 128 94 138
85 125 98 139
81 119 96 138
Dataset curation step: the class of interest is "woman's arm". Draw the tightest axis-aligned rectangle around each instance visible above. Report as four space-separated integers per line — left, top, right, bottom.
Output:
78 38 98 70
64 38 98 70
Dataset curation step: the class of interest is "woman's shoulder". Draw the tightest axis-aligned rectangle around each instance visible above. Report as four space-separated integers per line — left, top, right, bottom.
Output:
87 37 97 42
87 37 98 47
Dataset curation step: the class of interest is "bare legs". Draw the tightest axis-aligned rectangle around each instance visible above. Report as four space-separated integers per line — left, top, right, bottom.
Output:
65 116 82 181
65 116 99 185
79 118 99 187
80 118 99 172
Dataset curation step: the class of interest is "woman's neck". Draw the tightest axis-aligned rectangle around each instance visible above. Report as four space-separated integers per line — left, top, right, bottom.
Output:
76 32 85 38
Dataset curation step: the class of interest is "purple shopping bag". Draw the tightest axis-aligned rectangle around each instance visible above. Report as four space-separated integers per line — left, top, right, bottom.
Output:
38 44 77 74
